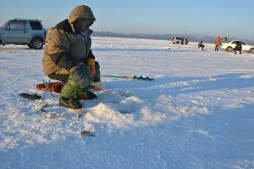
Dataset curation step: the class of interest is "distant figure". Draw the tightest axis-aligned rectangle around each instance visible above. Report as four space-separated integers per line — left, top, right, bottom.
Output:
198 41 205 50
234 41 242 54
214 36 223 51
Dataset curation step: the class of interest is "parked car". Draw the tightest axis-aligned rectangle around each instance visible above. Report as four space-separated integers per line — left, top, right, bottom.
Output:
0 18 46 49
221 40 254 53
170 37 188 45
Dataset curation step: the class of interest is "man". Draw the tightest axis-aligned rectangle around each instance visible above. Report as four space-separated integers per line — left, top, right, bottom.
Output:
42 5 100 109
198 41 205 50
234 41 242 54
214 36 223 51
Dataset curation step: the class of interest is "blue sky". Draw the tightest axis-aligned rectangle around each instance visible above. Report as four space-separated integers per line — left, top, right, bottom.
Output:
1 0 253 39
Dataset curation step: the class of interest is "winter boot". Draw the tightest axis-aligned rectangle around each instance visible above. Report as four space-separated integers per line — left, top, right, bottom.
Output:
76 91 97 100
59 97 82 109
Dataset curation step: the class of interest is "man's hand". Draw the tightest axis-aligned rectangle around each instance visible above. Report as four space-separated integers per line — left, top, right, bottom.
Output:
86 58 96 79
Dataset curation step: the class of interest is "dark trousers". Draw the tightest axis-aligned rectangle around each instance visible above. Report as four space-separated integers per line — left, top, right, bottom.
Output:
48 73 69 84
234 48 242 54
198 45 205 50
215 45 220 51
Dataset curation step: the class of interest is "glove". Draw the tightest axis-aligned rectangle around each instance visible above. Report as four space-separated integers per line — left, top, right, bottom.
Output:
86 58 95 66
70 64 90 88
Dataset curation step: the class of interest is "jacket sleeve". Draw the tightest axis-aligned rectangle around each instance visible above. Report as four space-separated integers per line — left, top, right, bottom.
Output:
44 29 78 71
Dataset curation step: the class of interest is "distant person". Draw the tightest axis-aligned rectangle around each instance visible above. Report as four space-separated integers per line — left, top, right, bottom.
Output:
234 41 242 54
198 41 205 50
42 5 101 109
214 36 223 51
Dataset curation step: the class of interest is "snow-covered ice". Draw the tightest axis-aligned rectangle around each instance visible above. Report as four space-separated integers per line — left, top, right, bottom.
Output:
0 37 254 169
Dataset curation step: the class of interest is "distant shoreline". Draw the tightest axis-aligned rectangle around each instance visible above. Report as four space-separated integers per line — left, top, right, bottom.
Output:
93 31 254 44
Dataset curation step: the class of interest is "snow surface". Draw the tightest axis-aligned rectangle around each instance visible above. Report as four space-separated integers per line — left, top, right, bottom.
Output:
0 37 254 169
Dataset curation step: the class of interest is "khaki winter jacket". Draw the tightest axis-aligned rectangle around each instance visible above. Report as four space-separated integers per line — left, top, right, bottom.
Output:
42 5 96 75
